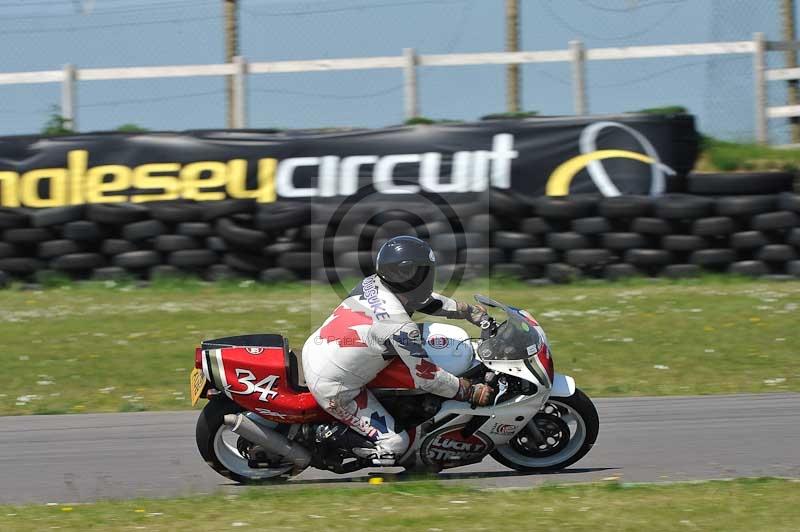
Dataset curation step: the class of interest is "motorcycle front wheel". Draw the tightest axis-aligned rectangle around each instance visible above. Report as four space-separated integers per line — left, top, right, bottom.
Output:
196 397 296 484
491 388 599 472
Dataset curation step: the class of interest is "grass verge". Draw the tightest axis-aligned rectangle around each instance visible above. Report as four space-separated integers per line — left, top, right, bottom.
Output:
697 136 800 172
0 478 797 531
0 276 798 415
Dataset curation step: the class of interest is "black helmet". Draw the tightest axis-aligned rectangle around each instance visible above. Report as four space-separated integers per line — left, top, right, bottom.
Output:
376 236 436 308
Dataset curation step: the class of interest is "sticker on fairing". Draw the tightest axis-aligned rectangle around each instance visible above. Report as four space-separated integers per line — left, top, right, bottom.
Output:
490 423 517 435
518 309 539 325
420 425 493 467
427 334 449 349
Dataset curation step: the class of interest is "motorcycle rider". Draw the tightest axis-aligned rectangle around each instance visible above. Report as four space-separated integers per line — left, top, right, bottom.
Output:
301 235 495 465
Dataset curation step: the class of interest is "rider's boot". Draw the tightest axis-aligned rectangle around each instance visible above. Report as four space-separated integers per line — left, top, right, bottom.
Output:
314 423 396 466
351 448 397 466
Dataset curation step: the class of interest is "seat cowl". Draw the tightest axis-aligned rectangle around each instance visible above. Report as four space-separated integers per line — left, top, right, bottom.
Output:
286 349 308 391
202 334 284 349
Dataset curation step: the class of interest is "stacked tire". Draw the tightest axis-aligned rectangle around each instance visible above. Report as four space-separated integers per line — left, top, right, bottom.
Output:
0 190 799 286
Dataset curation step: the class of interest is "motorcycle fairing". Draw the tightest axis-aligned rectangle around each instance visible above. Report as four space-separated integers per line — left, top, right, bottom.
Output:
473 294 554 386
481 358 550 390
410 388 551 468
419 423 494 468
200 339 330 424
549 373 576 397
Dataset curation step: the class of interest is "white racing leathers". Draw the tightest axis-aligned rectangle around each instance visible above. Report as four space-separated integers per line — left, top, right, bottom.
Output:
302 275 470 460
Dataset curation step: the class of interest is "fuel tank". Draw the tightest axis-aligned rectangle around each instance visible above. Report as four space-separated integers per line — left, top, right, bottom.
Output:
368 323 476 389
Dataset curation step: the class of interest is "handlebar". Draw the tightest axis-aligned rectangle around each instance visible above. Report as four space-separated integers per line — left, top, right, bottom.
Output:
479 316 499 340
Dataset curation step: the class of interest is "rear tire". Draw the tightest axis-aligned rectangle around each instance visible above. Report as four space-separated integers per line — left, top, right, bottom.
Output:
196 397 295 484
491 388 598 472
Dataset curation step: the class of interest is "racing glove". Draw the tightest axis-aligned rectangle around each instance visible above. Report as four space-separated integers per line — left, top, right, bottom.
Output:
466 303 490 326
455 378 495 407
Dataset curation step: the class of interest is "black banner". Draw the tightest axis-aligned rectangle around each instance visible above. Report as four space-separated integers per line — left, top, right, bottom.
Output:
0 114 697 208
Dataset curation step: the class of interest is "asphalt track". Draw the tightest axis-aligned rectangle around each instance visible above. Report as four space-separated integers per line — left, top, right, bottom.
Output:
1 393 798 505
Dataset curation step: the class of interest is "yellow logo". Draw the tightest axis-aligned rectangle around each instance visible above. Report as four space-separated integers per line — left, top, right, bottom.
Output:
547 149 659 196
545 121 675 197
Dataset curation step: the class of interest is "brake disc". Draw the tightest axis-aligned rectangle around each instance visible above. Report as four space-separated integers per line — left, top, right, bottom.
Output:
512 414 571 458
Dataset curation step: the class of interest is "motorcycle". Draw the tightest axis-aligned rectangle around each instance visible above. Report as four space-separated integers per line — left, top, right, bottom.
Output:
189 294 599 483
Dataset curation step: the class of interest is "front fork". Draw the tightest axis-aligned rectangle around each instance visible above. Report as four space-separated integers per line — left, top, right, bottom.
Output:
523 418 547 446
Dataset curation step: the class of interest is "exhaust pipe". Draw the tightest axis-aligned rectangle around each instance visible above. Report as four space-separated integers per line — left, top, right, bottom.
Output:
223 413 312 468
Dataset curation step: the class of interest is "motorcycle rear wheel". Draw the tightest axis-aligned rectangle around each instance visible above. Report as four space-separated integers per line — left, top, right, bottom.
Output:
491 388 598 472
196 397 295 484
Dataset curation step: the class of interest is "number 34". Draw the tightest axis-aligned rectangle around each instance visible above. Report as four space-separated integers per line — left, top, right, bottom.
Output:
228 369 279 402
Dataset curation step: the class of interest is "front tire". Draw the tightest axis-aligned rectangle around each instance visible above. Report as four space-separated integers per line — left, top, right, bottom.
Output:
491 388 599 472
196 397 296 484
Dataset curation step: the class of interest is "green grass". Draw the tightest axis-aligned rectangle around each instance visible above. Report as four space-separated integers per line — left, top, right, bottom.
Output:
636 105 689 116
698 136 800 172
0 276 798 416
0 478 797 531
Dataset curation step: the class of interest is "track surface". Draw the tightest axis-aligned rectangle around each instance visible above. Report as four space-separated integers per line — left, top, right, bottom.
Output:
1 394 798 504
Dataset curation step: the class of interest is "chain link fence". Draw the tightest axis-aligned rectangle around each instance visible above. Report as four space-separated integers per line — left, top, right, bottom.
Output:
0 0 797 142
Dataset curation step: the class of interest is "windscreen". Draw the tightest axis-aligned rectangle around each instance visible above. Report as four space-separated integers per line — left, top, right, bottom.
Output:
474 298 544 362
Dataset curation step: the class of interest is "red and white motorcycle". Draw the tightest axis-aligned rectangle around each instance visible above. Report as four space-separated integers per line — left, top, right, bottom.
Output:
190 295 599 482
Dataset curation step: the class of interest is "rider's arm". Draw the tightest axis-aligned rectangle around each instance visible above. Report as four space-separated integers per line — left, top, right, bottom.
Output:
416 292 487 325
373 320 461 398
382 323 494 405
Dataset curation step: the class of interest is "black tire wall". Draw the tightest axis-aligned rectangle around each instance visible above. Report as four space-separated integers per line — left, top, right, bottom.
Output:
1 188 799 285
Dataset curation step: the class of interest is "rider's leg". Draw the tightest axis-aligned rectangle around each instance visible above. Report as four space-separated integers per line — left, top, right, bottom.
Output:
307 375 409 461
301 335 409 460
301 333 410 462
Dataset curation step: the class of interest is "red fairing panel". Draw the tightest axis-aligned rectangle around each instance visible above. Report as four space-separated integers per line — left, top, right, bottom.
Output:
214 346 330 424
537 344 555 383
367 358 416 389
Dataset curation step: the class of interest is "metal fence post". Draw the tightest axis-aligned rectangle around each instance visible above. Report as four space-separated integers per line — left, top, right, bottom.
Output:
570 40 588 115
233 55 248 129
403 48 419 120
61 63 77 131
753 32 768 144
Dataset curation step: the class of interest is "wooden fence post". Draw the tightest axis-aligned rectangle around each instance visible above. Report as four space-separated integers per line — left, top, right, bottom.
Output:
61 64 77 131
753 32 768 144
403 48 419 121
233 56 248 129
570 40 588 115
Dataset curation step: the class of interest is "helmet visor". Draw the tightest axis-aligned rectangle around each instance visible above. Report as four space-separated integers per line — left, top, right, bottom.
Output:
383 262 435 308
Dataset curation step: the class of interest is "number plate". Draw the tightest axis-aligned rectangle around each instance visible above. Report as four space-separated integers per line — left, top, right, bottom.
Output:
189 368 207 406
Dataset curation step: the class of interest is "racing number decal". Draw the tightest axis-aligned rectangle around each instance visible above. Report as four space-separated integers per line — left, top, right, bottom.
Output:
227 369 280 402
